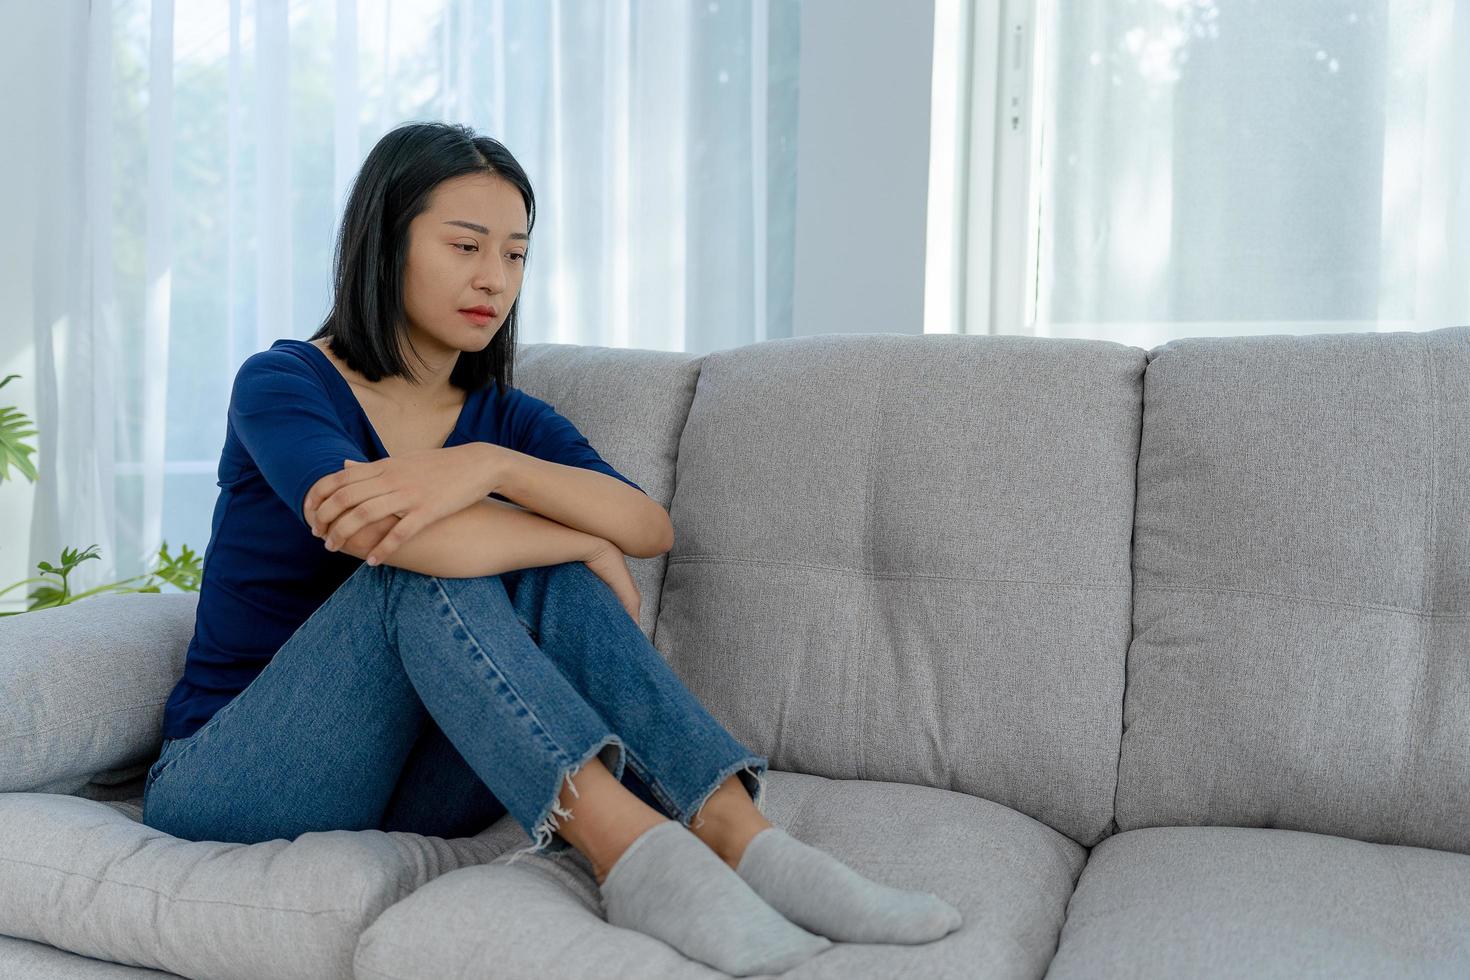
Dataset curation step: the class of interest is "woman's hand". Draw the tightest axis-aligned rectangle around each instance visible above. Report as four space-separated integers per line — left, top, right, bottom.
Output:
583 541 641 622
329 512 405 563
306 443 505 566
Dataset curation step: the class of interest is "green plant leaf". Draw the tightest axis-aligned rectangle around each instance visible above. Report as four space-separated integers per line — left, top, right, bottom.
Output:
23 585 68 609
150 540 205 591
0 541 203 614
0 404 39 485
0 374 38 484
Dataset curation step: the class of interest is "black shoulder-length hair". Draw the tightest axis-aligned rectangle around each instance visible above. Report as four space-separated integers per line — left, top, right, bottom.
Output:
308 121 535 402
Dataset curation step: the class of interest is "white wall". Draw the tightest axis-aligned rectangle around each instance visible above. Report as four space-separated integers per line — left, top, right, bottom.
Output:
0 4 68 612
793 0 936 339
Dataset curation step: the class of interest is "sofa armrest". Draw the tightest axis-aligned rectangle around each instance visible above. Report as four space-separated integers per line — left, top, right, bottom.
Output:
0 592 196 794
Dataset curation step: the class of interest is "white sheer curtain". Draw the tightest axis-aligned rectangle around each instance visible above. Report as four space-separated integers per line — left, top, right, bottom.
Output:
1034 0 1470 347
24 0 800 598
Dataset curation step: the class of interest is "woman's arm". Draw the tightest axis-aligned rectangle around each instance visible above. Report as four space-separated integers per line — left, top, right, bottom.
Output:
492 448 673 559
332 496 609 579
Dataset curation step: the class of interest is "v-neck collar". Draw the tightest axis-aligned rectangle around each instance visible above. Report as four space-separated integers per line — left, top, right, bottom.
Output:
284 338 476 459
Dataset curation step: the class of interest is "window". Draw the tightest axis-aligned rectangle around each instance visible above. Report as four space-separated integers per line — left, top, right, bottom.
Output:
928 0 1469 346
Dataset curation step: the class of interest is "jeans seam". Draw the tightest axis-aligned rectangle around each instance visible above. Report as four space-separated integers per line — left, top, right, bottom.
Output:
147 693 239 789
426 574 573 767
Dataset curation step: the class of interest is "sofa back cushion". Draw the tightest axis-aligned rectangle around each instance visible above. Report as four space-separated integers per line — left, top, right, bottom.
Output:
653 333 1145 847
1116 326 1470 854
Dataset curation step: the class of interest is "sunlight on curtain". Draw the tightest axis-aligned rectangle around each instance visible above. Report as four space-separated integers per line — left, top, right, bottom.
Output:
30 0 800 595
1034 0 1469 348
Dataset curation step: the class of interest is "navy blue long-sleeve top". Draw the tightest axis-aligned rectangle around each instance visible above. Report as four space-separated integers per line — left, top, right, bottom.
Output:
161 338 644 740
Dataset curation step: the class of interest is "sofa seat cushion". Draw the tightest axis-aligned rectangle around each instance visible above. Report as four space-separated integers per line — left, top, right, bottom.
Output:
1047 825 1470 979
0 934 186 979
355 770 1086 978
0 792 510 980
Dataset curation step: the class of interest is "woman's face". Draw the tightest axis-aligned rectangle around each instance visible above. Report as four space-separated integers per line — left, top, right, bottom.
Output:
401 171 529 357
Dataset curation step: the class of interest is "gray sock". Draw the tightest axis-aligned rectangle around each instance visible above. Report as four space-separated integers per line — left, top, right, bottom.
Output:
735 827 964 945
600 820 833 976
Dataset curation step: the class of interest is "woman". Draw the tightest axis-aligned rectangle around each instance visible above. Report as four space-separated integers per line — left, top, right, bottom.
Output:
142 121 961 976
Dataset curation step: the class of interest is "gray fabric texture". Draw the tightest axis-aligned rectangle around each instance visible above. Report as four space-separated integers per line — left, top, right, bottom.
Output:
1047 825 1470 978
355 769 1084 979
0 792 506 980
0 934 185 979
1116 326 1470 855
0 592 197 795
652 333 1142 849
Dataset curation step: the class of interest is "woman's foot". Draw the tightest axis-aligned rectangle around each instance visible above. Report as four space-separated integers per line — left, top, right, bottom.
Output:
734 827 964 944
687 771 961 944
600 820 832 976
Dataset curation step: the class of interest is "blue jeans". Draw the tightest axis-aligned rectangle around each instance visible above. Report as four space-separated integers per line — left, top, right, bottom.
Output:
141 560 767 863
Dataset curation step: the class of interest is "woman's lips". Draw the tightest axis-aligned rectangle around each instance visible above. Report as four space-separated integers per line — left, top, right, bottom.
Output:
459 310 494 326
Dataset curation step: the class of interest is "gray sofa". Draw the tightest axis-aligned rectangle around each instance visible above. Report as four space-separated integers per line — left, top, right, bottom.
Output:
2 328 1467 979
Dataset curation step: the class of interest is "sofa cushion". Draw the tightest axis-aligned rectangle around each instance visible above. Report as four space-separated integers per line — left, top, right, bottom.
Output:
653 333 1145 848
0 934 184 979
1117 325 1470 854
1047 825 1470 978
0 792 507 980
354 768 1087 979
0 593 197 795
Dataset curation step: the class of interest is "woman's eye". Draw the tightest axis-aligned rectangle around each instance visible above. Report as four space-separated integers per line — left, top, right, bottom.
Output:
453 242 478 253
509 253 526 263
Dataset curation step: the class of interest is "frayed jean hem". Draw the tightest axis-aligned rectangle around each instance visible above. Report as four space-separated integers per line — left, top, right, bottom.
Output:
687 756 768 831
503 734 626 866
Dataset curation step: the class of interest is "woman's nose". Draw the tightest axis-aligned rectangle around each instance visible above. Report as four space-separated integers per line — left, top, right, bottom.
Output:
472 257 508 292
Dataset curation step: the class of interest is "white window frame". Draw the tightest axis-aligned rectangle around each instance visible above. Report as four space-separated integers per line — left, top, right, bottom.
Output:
925 0 1046 337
